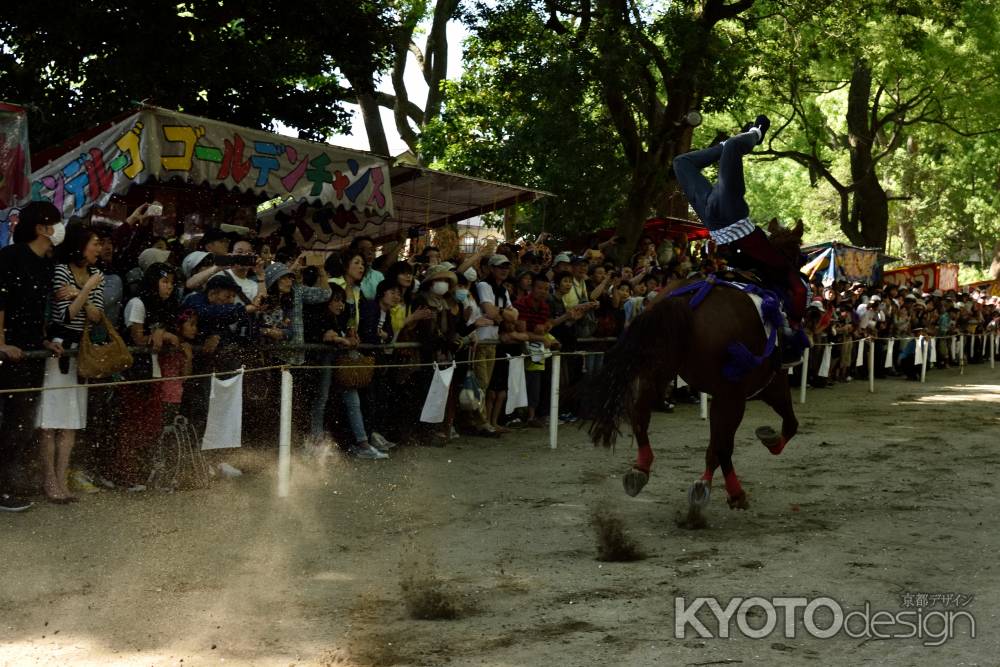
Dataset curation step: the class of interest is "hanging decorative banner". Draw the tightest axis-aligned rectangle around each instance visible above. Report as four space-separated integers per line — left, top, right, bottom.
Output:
883 262 960 292
28 106 393 222
800 242 890 286
0 102 31 247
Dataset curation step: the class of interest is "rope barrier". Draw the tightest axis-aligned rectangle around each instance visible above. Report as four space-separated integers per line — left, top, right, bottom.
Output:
0 346 611 395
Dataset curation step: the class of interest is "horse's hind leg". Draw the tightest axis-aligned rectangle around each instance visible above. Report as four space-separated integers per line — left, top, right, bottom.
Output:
622 381 662 497
755 372 798 456
710 393 749 510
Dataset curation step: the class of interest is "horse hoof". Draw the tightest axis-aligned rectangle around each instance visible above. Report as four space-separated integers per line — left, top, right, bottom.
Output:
755 425 780 446
623 469 649 497
687 480 711 509
727 490 750 510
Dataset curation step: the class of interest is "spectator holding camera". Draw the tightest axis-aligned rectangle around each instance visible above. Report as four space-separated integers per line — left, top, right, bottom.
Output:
258 255 330 365
37 223 106 503
226 239 268 303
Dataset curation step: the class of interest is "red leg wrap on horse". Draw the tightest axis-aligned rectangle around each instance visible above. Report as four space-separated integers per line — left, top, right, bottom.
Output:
701 469 714 482
767 436 787 456
724 470 743 498
635 442 654 474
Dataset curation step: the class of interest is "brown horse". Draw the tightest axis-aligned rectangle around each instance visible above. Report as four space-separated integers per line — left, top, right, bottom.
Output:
580 219 805 526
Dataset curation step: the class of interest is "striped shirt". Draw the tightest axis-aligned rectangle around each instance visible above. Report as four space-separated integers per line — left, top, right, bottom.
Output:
51 264 105 334
709 217 755 244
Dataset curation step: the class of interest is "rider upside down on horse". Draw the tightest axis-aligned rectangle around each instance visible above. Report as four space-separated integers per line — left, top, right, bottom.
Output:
580 115 809 525
673 114 808 331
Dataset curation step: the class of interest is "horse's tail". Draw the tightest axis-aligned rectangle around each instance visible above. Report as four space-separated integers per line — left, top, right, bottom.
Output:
579 297 692 448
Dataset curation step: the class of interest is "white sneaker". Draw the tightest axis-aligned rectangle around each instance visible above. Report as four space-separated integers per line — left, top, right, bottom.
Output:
370 432 398 451
127 484 147 493
449 426 460 440
350 444 388 460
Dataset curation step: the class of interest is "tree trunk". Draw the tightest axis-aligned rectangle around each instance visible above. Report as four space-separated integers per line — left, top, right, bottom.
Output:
614 168 658 264
356 91 391 156
843 59 890 249
898 220 919 262
503 207 516 242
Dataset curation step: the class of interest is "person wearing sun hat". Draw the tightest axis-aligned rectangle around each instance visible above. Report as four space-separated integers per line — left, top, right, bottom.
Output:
258 258 330 365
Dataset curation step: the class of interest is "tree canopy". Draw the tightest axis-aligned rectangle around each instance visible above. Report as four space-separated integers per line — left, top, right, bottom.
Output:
0 0 396 150
425 0 1000 267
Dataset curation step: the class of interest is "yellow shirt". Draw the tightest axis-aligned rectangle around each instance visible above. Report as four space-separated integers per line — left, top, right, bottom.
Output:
562 279 588 308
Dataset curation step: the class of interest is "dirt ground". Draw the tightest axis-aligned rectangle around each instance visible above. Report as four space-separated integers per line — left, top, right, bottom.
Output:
2 363 999 666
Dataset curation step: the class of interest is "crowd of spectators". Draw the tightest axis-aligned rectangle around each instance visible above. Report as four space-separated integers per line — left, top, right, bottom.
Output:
1 199 998 512
799 279 1000 387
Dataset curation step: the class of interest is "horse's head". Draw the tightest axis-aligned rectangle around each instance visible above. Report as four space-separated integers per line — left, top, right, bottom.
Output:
766 218 805 264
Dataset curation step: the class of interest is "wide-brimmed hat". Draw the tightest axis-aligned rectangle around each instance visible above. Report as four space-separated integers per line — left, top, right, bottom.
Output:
138 247 171 273
424 264 458 285
264 262 294 290
181 251 211 278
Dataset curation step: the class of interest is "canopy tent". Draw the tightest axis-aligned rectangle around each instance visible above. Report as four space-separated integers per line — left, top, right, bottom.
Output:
883 262 960 292
800 242 897 286
27 106 393 224
258 164 550 250
592 216 710 246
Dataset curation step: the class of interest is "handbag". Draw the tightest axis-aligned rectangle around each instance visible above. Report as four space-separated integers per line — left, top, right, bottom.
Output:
77 313 134 380
334 351 375 389
458 373 483 412
574 308 598 338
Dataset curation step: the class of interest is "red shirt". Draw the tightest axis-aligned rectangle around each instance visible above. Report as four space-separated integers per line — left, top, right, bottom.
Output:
516 294 551 332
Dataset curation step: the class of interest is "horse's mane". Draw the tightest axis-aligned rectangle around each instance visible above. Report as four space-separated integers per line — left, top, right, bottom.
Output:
766 218 804 264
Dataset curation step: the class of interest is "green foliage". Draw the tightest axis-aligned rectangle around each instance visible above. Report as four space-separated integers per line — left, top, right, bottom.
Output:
748 0 1000 249
423 0 770 248
420 10 628 239
0 0 396 150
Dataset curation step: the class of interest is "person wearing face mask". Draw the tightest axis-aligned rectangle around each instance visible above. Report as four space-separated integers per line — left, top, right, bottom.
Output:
0 201 66 511
411 266 466 440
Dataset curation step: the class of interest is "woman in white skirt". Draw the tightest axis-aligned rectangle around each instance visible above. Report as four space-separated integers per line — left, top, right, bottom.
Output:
37 223 105 503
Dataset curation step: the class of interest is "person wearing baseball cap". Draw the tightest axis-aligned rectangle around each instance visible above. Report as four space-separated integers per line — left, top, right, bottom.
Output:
470 254 515 437
0 201 65 512
200 228 232 255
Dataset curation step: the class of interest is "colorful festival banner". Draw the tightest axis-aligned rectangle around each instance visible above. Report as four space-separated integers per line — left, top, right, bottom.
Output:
801 242 884 286
0 103 31 247
29 107 393 222
882 262 960 292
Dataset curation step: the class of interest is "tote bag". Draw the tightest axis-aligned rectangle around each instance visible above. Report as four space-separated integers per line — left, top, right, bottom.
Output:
419 361 456 423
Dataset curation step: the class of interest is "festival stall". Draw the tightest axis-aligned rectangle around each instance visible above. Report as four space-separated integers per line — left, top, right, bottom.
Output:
21 106 393 245
0 102 32 246
257 163 548 252
13 105 546 253
882 262 960 292
800 242 895 286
